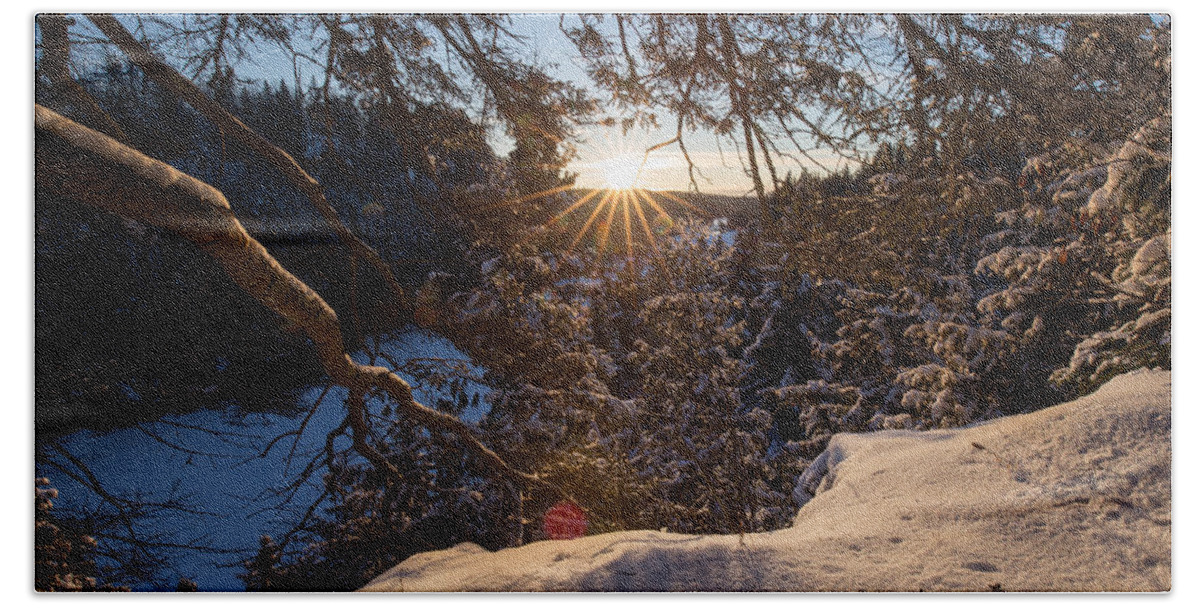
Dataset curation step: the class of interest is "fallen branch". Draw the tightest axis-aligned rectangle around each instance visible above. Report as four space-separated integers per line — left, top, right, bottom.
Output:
35 103 545 493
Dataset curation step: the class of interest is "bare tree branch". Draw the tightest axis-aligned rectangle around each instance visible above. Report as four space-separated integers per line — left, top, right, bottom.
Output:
37 14 129 142
87 15 411 313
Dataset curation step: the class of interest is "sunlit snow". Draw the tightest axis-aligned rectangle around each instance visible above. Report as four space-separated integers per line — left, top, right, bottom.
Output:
363 369 1169 592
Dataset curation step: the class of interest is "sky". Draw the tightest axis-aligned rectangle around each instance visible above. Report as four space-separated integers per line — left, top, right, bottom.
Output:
500 13 764 194
520 16 842 194
495 14 852 195
56 12 849 196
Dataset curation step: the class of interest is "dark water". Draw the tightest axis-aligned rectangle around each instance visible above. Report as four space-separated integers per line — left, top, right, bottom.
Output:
49 329 487 591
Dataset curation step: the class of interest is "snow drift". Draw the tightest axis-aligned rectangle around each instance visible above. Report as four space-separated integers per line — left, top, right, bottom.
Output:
361 369 1170 592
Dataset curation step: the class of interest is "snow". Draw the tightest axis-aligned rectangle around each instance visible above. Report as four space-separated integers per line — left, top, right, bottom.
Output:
1085 116 1170 217
362 369 1170 592
867 172 910 196
48 328 486 591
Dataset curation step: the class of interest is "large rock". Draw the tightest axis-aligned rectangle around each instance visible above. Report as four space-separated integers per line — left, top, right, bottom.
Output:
362 370 1170 592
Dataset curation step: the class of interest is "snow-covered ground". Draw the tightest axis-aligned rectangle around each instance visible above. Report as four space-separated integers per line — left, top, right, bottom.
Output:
49 328 486 591
362 369 1171 592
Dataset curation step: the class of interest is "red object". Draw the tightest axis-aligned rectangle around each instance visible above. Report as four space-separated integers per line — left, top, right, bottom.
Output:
543 501 587 540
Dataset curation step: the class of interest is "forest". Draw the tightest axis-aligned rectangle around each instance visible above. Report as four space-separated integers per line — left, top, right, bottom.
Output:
34 13 1170 591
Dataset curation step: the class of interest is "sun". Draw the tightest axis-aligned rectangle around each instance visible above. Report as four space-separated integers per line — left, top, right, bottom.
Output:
598 154 643 190
468 138 707 261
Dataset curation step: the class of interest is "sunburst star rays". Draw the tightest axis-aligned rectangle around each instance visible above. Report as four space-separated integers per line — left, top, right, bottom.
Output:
477 183 707 262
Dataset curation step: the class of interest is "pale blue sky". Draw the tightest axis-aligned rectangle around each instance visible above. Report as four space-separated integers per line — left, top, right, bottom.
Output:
83 13 850 196
503 13 838 194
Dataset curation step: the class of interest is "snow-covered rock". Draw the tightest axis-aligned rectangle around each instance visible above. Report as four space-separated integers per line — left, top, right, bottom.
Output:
361 369 1170 592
